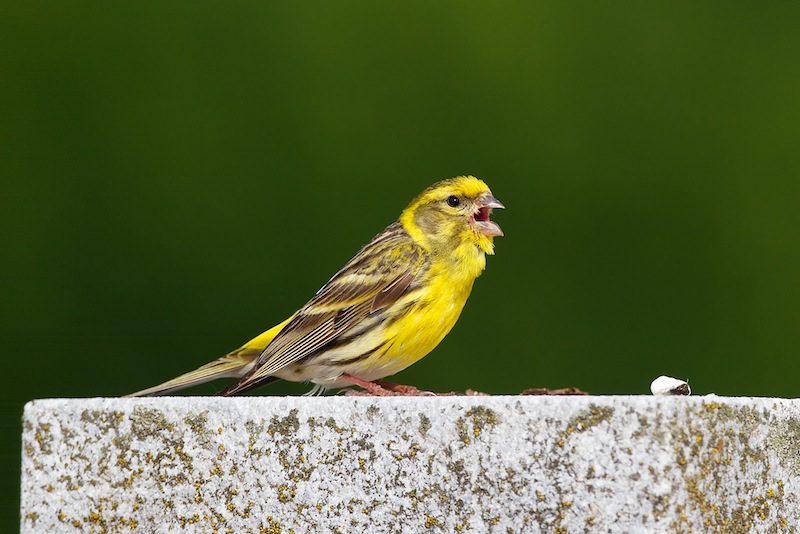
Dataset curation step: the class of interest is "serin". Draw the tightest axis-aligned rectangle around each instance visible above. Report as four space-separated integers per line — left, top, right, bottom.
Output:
126 175 503 397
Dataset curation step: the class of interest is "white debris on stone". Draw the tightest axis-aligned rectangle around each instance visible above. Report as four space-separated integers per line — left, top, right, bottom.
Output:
21 396 800 533
650 375 692 396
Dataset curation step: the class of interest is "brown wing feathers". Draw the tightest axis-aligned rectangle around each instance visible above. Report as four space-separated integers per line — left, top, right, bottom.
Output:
219 226 424 396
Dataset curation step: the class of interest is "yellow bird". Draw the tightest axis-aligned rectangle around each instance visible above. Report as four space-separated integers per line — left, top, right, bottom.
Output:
126 176 503 397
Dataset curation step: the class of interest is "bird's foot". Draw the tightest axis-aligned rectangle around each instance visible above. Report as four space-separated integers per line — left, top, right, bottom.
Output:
373 380 436 396
340 374 435 396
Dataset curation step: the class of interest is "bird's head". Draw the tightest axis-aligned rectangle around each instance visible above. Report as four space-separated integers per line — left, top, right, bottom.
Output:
400 176 504 256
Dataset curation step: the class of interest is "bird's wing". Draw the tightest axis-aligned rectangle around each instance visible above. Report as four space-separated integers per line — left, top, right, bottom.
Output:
221 223 425 395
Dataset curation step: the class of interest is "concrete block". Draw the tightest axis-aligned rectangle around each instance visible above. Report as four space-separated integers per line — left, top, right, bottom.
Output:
21 396 800 532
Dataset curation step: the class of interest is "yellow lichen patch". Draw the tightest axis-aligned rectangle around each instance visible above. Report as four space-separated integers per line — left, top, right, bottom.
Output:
454 406 498 445
424 515 443 529
569 406 614 433
674 403 792 532
277 484 297 503
552 405 615 450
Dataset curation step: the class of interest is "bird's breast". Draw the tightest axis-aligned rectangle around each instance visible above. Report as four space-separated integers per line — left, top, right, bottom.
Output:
377 270 475 369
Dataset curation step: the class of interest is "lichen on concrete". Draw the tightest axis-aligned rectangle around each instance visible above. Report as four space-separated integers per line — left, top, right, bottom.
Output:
20 396 800 533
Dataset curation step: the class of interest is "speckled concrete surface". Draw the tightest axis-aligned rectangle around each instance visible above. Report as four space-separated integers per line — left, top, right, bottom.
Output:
20 396 800 533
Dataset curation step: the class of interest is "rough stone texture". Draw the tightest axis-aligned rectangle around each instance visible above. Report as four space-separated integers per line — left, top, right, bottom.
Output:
20 396 800 533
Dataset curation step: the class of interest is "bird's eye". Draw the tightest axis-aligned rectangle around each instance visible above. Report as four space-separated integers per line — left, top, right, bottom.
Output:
446 195 461 207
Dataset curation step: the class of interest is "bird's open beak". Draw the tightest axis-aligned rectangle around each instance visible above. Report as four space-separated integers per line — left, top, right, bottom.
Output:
473 194 505 237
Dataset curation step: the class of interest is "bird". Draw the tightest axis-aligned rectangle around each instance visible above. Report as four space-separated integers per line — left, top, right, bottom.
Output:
125 175 503 397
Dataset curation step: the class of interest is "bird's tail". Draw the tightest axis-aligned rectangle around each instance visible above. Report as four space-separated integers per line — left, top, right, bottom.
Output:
123 316 293 397
123 350 258 397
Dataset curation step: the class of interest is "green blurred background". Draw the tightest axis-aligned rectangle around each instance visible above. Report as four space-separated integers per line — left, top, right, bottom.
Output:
3 1 800 527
